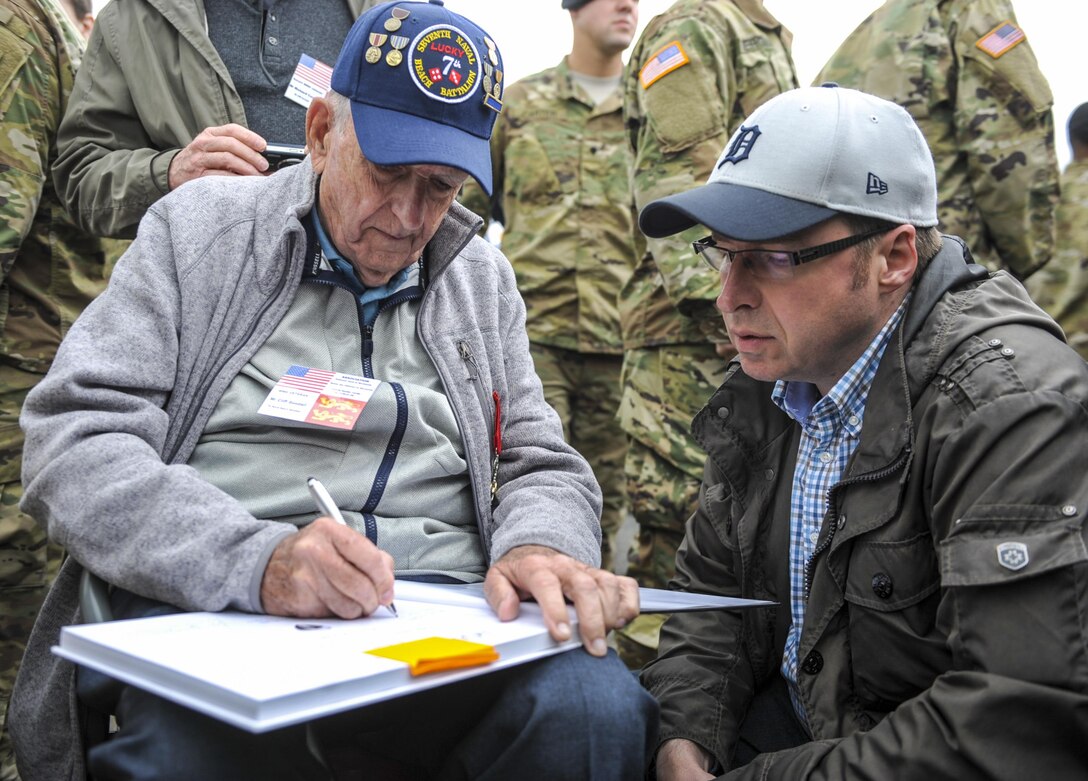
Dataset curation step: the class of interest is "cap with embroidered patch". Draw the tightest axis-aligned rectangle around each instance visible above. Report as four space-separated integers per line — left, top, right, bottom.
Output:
638 85 939 241
331 0 505 195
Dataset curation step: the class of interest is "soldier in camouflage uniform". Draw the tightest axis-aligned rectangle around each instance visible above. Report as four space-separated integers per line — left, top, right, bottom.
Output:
0 1 110 777
816 0 1059 279
460 0 640 571
615 0 797 666
1029 103 1088 360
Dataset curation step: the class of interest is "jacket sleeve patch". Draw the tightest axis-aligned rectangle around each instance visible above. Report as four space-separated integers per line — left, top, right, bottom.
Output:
974 21 1025 59
639 40 690 89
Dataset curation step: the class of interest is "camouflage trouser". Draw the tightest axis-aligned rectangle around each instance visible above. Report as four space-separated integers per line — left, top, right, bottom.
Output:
611 343 724 668
0 481 63 781
0 370 58 781
611 440 703 668
530 344 627 572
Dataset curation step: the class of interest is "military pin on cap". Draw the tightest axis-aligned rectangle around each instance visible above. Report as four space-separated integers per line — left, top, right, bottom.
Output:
386 34 408 67
366 32 388 64
384 6 410 32
484 35 499 66
483 62 494 96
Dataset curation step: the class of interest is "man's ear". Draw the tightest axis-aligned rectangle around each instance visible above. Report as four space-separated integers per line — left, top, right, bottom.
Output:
306 98 333 175
879 224 919 292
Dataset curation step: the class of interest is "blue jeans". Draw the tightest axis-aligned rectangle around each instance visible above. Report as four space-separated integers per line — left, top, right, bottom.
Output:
78 592 659 781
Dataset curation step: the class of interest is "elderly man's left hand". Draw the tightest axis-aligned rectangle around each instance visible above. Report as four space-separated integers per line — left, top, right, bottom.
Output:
484 545 639 657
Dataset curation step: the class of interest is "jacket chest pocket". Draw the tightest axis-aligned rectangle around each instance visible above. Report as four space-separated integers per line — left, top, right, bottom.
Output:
842 532 947 707
503 130 571 206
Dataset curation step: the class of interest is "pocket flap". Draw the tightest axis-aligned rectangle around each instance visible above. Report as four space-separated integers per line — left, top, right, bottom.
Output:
940 523 1087 587
843 532 940 610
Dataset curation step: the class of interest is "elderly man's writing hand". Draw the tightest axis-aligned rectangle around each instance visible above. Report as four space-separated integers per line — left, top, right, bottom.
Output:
168 124 270 189
484 545 639 657
260 516 395 618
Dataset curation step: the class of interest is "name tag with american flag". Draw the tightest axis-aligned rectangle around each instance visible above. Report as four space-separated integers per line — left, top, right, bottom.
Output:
259 365 381 430
285 54 334 108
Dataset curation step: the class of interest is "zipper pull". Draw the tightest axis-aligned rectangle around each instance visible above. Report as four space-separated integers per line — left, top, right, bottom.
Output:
457 340 477 380
490 390 502 501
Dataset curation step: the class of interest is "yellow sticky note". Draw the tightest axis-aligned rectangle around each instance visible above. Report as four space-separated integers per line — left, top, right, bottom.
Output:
366 636 499 676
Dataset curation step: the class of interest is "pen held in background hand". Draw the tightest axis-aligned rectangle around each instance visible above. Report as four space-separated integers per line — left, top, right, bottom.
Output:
306 476 398 618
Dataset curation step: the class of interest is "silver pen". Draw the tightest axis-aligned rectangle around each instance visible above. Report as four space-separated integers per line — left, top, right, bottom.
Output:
306 476 397 617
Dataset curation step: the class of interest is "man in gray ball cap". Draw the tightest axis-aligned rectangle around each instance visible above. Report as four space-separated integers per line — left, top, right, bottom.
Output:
638 84 1088 780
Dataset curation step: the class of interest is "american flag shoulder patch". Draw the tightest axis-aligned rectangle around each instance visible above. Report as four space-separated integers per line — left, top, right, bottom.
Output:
975 21 1026 59
640 40 690 89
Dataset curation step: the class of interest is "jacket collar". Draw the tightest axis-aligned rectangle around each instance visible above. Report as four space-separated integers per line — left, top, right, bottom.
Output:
554 57 625 115
146 0 236 97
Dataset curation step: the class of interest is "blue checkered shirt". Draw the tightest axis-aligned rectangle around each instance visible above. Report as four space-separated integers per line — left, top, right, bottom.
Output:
772 294 911 726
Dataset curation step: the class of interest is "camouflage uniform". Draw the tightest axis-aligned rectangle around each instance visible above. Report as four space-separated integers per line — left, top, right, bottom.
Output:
460 57 637 571
0 1 109 776
616 0 797 664
816 0 1059 279
1028 158 1088 359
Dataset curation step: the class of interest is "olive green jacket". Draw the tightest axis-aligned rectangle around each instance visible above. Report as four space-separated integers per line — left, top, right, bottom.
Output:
51 0 370 239
643 239 1088 777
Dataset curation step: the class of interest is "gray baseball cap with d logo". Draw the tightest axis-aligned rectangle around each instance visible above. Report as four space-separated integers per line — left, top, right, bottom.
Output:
638 84 939 241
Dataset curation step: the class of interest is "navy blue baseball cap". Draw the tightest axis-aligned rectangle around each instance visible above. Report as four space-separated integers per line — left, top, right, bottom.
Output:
331 0 505 195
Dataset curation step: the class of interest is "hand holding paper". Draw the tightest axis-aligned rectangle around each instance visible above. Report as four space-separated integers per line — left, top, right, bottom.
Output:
484 545 639 657
260 516 395 619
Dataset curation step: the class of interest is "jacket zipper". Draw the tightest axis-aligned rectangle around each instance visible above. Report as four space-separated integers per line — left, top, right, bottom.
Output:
307 274 422 538
802 445 911 599
457 340 499 502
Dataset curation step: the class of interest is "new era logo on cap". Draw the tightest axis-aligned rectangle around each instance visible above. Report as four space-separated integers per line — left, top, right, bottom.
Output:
866 173 889 195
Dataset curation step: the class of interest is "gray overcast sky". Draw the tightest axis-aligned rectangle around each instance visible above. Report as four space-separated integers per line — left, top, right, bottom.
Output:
91 0 1081 166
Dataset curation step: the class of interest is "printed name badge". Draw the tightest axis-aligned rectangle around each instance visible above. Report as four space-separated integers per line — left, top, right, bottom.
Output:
258 365 381 430
285 54 334 109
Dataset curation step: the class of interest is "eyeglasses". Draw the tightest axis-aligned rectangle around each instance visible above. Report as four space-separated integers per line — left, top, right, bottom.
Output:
692 228 892 280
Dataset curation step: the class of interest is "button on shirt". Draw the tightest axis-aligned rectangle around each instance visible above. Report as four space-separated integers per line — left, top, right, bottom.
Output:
773 294 912 725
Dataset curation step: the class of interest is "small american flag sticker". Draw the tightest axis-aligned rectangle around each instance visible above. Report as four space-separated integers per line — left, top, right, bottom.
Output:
284 54 334 108
279 365 336 393
640 41 690 89
975 21 1025 59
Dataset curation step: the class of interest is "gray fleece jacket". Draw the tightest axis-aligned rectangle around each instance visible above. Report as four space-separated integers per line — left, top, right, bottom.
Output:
10 161 603 781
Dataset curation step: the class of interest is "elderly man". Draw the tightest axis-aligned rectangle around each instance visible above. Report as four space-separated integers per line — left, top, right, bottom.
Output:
637 85 1088 779
7 3 657 780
